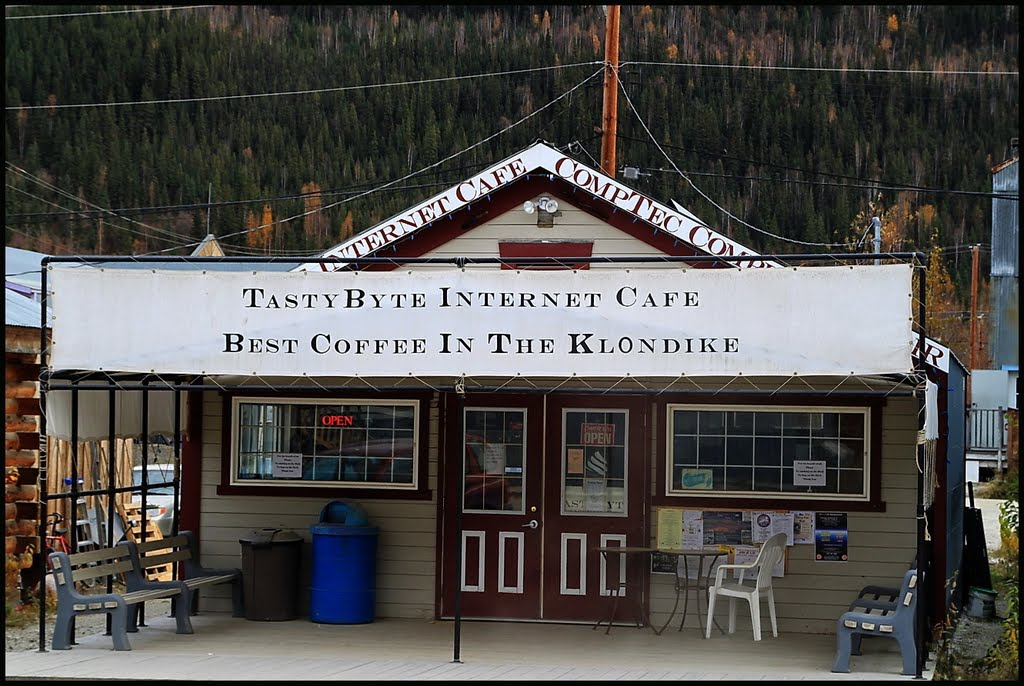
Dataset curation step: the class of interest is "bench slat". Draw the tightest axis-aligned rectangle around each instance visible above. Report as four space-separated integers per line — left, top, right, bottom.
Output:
141 549 191 569
122 587 183 603
68 547 132 566
135 535 189 554
70 559 134 581
184 574 236 588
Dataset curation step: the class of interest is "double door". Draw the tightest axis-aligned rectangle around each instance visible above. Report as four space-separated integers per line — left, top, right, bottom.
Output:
440 393 648 623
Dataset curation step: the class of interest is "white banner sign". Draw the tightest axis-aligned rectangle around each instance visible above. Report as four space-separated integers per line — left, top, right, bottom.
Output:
48 264 914 377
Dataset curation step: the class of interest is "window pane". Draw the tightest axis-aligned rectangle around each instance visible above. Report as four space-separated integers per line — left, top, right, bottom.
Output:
755 412 783 436
839 469 865 494
814 413 840 437
810 438 840 469
730 411 755 435
839 440 864 468
673 409 697 434
674 436 697 466
753 437 782 466
726 436 754 466
782 438 810 465
699 411 726 435
725 466 753 491
698 436 725 465
753 467 781 491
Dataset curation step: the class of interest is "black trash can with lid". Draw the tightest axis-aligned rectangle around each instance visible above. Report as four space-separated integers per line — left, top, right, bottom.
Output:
310 500 378 624
239 528 302 621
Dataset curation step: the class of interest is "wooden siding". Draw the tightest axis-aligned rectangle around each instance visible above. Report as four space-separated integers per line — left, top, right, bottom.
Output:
416 200 669 264
196 391 440 619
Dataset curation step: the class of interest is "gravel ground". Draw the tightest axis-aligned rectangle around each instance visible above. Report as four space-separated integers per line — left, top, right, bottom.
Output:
5 591 172 653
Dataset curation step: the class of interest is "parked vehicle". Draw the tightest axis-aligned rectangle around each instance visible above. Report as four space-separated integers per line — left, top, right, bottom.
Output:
132 463 176 536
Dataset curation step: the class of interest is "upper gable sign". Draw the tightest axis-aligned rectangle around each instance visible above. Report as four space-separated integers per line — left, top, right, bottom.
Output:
294 142 779 271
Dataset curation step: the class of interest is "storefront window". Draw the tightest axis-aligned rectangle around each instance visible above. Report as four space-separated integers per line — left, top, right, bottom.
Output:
463 408 525 512
231 398 417 489
666 405 869 500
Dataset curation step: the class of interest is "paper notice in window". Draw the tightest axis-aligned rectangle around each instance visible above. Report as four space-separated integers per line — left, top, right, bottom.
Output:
567 448 584 475
271 452 302 479
793 460 826 486
584 478 606 512
482 444 506 474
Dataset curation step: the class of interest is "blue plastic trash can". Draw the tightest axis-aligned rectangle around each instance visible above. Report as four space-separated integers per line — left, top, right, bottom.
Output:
309 500 379 624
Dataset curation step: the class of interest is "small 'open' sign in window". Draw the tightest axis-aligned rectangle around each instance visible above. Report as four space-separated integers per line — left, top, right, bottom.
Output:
320 414 355 427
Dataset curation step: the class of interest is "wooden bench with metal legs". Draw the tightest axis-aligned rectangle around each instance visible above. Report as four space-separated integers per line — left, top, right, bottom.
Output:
48 547 191 651
832 568 919 676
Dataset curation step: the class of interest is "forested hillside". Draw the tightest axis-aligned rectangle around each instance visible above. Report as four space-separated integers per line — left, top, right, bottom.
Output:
5 5 1019 297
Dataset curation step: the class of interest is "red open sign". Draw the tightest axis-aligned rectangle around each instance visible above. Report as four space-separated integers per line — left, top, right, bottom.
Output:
581 423 615 446
320 415 355 427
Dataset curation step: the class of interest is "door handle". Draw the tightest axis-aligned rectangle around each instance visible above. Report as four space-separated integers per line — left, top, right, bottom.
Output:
521 519 539 529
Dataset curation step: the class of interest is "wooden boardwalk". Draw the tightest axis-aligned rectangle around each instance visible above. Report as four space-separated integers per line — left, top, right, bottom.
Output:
5 612 930 681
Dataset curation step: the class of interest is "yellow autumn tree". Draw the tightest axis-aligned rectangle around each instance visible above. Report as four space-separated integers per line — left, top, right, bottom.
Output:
244 209 260 249
339 211 355 242
921 245 983 368
301 181 323 243
259 204 274 254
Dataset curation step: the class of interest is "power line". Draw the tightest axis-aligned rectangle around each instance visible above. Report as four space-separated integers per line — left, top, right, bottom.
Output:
209 68 607 248
638 167 1019 201
616 76 850 249
5 183 194 249
5 163 197 247
5 5 212 20
615 133 1018 200
622 60 1019 77
5 62 603 111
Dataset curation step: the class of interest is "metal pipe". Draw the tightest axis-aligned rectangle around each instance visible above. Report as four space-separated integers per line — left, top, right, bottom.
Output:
42 252 927 266
36 262 49 652
914 254 929 679
451 387 466 664
40 381 917 396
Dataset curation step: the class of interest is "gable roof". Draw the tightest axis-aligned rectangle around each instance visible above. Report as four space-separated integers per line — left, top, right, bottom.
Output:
294 140 781 272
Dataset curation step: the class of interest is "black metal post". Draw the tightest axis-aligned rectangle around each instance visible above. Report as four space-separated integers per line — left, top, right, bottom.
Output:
452 383 466 664
914 256 929 679
36 260 49 653
105 387 116 637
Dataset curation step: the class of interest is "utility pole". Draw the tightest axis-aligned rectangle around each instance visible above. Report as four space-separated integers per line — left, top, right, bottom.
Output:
600 5 620 178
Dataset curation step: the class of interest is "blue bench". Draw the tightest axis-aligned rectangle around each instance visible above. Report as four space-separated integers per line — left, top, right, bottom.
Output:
832 568 919 676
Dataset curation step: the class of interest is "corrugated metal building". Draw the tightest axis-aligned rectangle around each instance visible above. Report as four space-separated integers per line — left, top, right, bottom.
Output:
989 151 1019 369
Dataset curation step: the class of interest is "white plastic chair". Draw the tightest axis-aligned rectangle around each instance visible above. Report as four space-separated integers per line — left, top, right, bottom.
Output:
704 532 787 640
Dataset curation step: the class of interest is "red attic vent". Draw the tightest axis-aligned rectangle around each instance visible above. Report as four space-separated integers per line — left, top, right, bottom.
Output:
497 241 595 270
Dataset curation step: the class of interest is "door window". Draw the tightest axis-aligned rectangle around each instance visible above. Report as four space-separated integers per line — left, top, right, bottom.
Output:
561 409 628 516
463 408 526 512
